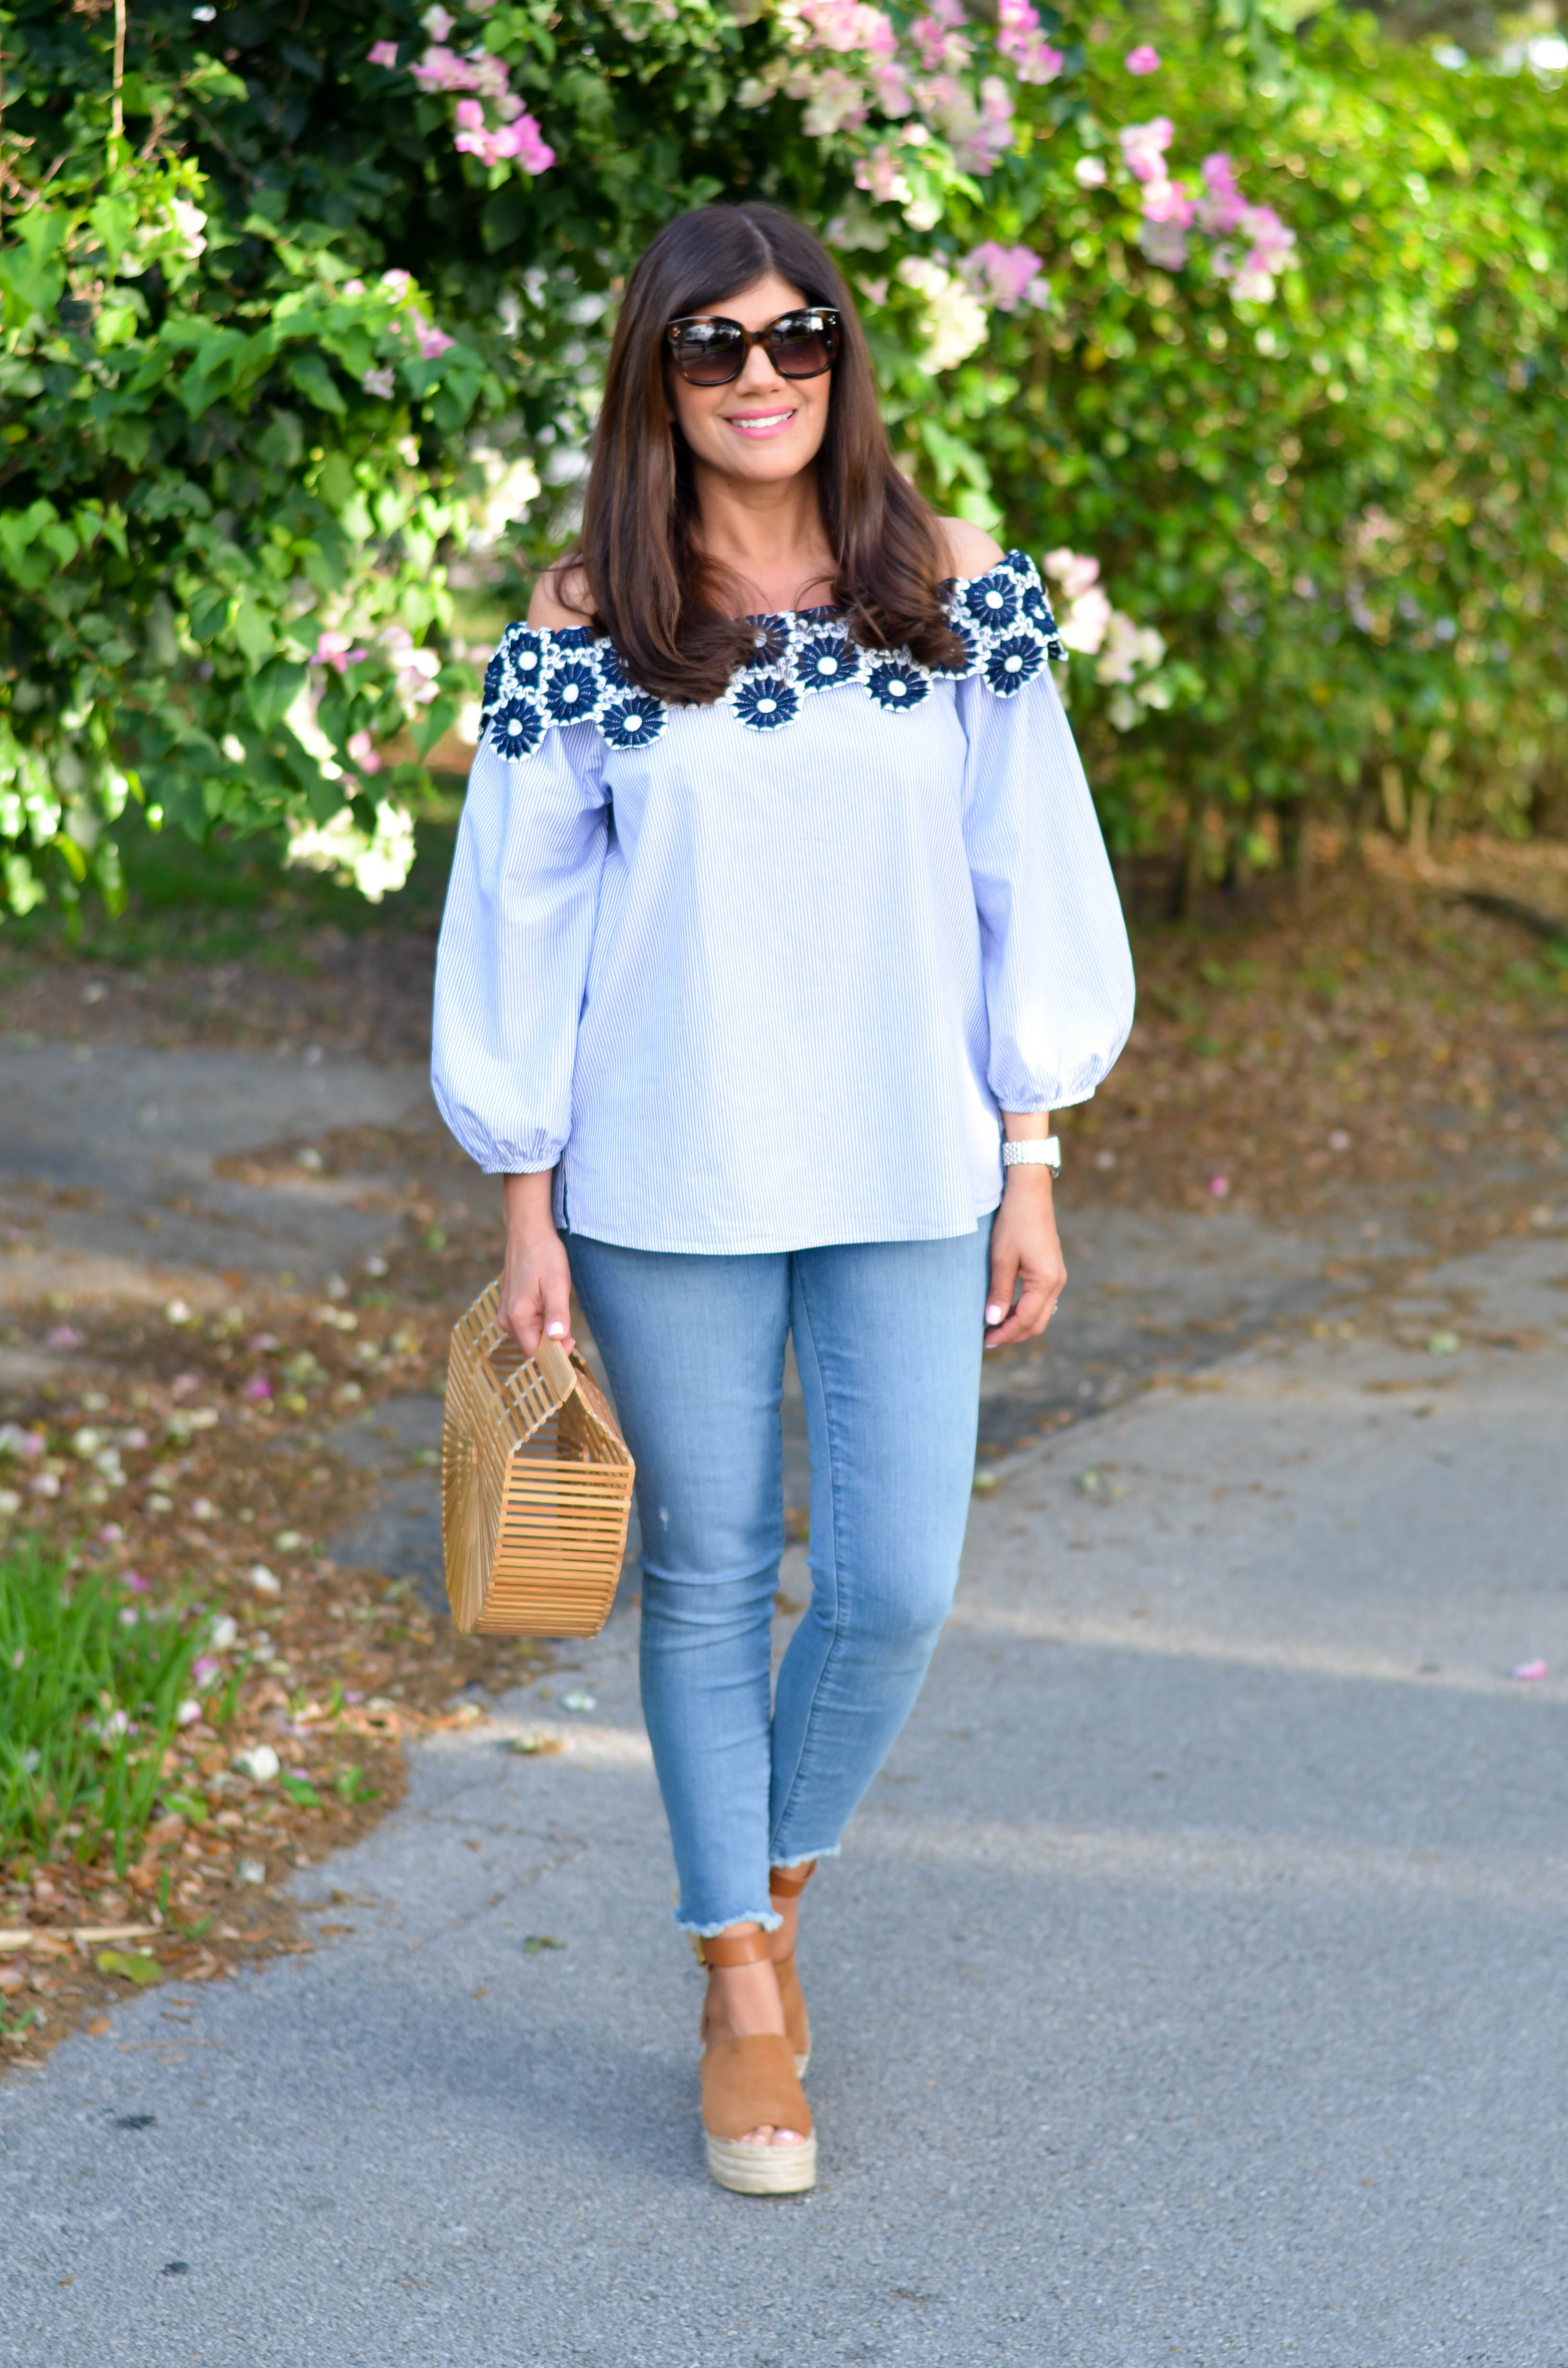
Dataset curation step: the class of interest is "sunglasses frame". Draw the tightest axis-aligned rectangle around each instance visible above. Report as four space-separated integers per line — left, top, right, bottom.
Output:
664 307 842 387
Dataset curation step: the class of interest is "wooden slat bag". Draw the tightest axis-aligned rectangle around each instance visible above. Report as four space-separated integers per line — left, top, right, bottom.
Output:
442 1278 635 1637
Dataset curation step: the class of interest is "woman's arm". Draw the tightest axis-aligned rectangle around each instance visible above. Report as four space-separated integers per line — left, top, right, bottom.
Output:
499 1171 576 1357
983 1111 1067 1348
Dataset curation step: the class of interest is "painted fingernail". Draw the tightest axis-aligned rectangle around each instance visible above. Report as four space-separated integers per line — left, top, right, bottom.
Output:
985 1304 1005 1326
545 1322 565 1338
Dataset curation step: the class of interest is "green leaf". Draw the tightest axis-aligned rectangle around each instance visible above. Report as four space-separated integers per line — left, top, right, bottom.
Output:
96 1950 162 1986
87 197 136 269
287 354 347 417
279 1774 321 1808
246 657 306 731
230 599 277 668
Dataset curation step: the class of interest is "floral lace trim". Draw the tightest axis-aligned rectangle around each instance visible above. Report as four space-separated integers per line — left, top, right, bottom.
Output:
478 549 1066 761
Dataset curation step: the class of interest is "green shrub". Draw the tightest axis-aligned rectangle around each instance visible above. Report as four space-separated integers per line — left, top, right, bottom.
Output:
1 0 1564 914
0 1539 207 1875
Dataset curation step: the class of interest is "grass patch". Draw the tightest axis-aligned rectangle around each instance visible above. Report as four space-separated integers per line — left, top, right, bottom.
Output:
0 1539 210 1876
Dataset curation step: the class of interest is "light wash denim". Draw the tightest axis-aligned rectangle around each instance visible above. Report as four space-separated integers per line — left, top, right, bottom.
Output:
567 1226 992 1935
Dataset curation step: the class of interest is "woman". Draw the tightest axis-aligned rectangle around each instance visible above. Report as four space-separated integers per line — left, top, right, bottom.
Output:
432 202 1134 2195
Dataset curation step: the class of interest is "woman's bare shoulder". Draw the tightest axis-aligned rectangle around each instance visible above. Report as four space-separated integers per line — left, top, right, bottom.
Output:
527 559 595 629
936 517 1006 580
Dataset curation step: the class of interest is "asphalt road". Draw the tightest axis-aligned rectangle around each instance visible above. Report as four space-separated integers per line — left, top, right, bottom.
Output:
3 1178 1565 2364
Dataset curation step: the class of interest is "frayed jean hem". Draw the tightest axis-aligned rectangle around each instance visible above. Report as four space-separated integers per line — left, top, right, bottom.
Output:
674 1906 783 1939
768 1843 841 1871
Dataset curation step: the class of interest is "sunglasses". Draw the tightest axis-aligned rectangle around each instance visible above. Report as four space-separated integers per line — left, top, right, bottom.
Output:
665 307 841 387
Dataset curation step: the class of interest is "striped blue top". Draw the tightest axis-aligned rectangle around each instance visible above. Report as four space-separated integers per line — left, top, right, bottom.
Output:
431 550 1135 1255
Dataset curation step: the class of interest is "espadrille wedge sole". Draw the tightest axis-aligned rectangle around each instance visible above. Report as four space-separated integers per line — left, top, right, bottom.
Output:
699 2034 816 2195
699 1927 816 2196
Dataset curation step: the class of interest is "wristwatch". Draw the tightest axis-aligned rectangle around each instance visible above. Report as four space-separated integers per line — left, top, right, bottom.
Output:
1002 1135 1061 1176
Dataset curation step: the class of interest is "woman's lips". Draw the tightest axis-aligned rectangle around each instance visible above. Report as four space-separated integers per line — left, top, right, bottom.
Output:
723 408 796 439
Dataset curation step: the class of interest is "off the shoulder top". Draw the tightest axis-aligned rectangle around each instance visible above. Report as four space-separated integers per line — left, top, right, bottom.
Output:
431 551 1135 1256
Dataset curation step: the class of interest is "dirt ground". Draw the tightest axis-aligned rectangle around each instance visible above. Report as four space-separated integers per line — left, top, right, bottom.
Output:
1 822 1564 2075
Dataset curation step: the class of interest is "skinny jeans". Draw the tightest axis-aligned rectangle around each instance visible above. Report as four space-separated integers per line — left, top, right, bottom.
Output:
567 1226 991 1936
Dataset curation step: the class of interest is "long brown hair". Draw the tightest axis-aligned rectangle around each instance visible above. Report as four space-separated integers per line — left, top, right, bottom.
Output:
576 202 965 704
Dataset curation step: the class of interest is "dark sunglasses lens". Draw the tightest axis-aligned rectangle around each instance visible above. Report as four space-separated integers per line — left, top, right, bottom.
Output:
769 317 837 377
672 323 745 384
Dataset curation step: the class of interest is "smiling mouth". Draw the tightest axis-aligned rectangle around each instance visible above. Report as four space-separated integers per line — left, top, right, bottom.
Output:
724 409 796 436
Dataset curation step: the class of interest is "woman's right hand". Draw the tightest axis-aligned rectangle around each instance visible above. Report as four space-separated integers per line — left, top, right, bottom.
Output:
499 1172 575 1357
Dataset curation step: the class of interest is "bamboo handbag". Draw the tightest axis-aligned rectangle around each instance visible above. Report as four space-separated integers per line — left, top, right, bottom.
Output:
442 1278 635 1637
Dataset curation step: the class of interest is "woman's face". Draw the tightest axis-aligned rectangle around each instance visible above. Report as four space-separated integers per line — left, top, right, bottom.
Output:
666 271 833 489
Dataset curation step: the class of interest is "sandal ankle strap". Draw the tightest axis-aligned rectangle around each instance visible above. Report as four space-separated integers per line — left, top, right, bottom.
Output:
699 1927 773 1968
769 1861 816 1901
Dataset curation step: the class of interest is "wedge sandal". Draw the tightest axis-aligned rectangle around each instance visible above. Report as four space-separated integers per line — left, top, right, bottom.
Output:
699 1928 816 2195
769 1859 816 2077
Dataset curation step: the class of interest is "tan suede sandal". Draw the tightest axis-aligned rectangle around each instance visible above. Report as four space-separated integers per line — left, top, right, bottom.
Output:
769 1860 816 2077
699 1928 817 2195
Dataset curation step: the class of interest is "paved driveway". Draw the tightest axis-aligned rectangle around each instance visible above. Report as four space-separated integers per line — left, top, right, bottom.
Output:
3 1227 1564 2365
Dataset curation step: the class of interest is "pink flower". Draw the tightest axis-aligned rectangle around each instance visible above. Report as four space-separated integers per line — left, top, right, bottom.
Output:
347 730 383 777
361 365 395 398
869 60 913 114
454 110 554 173
911 10 969 69
412 316 456 360
960 241 1048 311
1208 1173 1231 1198
312 630 368 673
98 1522 123 1544
1196 150 1248 233
1142 178 1193 227
46 1324 81 1350
411 42 476 91
121 1570 151 1592
995 0 1063 83
1125 44 1161 73
193 1656 220 1685
241 1373 273 1402
367 39 400 69
380 268 412 297
854 142 905 202
342 278 366 298
798 0 898 61
1119 117 1174 183
176 1699 203 1727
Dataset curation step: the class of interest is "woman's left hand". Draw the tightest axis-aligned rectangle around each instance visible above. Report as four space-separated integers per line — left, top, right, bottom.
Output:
983 1167 1067 1348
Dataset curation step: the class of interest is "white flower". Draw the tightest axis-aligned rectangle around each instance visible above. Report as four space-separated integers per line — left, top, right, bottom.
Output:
1074 155 1107 188
285 802 416 903
208 1615 239 1651
894 255 987 372
169 199 208 259
234 1745 280 1783
466 447 542 550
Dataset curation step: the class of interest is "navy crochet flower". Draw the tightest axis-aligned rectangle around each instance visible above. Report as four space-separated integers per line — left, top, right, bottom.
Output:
733 674 800 731
867 660 930 713
999 546 1032 579
542 660 600 724
963 573 1019 632
595 640 632 694
600 692 667 750
740 616 792 672
501 627 548 691
984 633 1046 697
796 631 861 691
489 696 547 759
929 621 979 678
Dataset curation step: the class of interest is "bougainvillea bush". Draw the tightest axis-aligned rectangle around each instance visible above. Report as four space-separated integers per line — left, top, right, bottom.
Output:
1 0 1565 923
